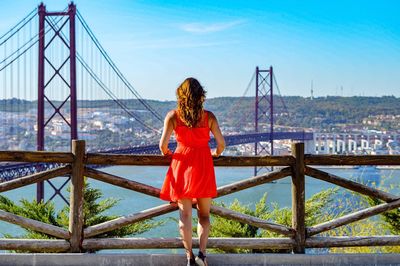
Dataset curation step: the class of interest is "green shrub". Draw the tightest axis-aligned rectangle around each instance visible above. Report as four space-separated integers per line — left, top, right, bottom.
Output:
0 180 162 252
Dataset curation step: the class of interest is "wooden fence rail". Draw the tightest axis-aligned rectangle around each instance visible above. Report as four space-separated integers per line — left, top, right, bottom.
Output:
0 140 399 253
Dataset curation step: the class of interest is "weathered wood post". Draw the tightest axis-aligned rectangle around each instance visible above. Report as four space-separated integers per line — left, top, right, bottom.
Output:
291 142 306 253
69 140 85 252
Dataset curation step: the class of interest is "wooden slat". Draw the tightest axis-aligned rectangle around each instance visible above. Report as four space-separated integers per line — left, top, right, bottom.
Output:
84 167 160 198
210 205 294 236
0 210 70 239
305 166 399 202
306 236 400 248
86 154 170 166
0 151 73 163
216 167 291 197
0 165 71 192
86 153 295 166
0 239 70 252
84 204 177 238
304 154 400 166
307 198 400 236
82 237 295 250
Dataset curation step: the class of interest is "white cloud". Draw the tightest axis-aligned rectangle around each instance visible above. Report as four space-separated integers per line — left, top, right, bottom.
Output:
179 20 246 34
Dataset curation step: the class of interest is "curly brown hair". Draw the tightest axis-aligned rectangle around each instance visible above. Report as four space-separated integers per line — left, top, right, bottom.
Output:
176 77 206 128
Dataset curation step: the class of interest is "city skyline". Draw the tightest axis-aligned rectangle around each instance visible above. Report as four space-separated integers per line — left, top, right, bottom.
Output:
0 0 399 101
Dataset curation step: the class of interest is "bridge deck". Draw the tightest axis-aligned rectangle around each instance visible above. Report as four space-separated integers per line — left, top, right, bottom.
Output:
0 253 399 266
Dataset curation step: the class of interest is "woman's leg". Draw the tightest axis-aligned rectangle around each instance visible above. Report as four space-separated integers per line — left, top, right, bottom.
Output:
178 198 194 259
196 197 212 254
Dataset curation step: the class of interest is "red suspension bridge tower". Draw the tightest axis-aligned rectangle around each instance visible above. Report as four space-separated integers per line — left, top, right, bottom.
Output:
254 66 274 175
37 3 78 201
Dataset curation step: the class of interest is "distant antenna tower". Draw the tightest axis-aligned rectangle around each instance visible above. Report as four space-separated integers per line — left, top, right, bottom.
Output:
311 80 314 100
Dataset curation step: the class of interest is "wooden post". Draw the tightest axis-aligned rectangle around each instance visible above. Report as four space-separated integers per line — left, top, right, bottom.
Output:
291 142 305 253
69 140 85 252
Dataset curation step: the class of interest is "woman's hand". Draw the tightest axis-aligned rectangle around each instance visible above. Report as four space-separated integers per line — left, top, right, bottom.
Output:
211 151 221 157
162 149 173 156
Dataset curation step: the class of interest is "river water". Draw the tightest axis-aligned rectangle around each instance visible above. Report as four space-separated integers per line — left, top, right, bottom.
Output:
1 165 399 253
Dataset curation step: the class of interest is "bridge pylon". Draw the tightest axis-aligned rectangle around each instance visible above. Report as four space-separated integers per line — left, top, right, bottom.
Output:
254 66 273 175
37 3 77 202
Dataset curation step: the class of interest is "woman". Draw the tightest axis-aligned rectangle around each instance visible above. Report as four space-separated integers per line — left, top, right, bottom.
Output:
159 78 225 266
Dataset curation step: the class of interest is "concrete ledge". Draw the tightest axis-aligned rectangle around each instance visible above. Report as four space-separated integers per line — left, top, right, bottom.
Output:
0 253 400 266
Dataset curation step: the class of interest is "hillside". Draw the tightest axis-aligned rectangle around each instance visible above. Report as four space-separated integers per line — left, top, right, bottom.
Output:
204 95 400 132
1 95 400 132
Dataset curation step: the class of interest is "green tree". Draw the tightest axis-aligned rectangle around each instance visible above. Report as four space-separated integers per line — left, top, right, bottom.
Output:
209 188 338 253
209 187 400 254
362 195 400 253
0 180 162 252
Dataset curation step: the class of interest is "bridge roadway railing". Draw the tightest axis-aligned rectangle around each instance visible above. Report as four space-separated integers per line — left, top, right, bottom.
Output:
0 140 399 252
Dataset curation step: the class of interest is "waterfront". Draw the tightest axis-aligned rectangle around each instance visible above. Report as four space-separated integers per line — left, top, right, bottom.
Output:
0 165 399 253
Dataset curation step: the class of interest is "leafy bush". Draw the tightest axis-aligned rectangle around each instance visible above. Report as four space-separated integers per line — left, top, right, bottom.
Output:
0 180 162 252
209 188 338 253
209 187 400 254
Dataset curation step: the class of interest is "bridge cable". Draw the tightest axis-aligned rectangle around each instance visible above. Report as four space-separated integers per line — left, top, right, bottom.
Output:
76 10 163 122
0 8 36 46
229 70 256 130
17 30 20 140
272 72 289 116
10 37 14 135
46 16 161 134
77 54 160 133
0 33 38 66
2 43 6 135
77 11 163 122
48 14 163 137
69 39 160 132
0 15 65 72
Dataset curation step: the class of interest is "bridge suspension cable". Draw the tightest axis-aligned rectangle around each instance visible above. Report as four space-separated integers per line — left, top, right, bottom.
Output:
76 48 160 133
0 7 41 152
76 10 163 122
0 8 36 46
229 70 256 129
0 13 66 72
45 15 161 134
272 72 289 116
243 70 257 97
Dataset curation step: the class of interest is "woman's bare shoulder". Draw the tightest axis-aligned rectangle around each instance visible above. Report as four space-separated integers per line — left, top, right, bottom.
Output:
206 110 218 128
165 110 178 128
166 109 177 119
206 110 217 120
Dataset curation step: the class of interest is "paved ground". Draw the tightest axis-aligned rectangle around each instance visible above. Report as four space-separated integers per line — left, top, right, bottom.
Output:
0 253 400 266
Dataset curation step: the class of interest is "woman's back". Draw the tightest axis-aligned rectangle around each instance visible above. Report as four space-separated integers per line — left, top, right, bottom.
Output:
174 110 210 148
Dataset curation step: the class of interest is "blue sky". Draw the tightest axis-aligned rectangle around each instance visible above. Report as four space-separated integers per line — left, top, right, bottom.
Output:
1 0 399 100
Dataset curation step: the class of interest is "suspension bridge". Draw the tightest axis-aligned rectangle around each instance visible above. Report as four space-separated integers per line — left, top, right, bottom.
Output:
0 3 312 200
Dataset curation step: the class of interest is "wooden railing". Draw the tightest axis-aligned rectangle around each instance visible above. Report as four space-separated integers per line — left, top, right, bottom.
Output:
0 140 399 252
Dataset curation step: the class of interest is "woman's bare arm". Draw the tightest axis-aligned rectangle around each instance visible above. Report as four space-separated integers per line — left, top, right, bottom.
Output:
159 111 175 155
209 111 225 157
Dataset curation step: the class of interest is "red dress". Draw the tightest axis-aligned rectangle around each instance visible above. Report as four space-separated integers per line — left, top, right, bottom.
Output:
160 110 217 202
